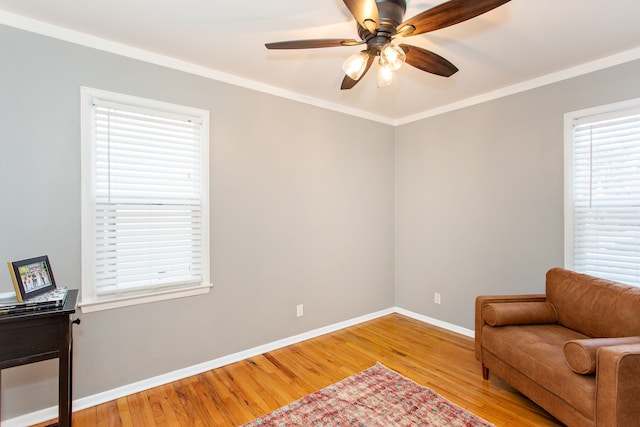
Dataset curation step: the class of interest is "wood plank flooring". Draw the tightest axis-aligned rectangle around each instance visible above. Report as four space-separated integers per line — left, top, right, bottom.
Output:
34 313 562 426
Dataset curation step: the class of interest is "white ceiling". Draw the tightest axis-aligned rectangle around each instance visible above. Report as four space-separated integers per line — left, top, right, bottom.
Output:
1 0 640 124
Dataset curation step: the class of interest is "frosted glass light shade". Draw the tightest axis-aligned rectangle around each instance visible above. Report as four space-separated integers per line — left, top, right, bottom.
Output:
380 43 406 71
342 51 369 80
377 62 395 87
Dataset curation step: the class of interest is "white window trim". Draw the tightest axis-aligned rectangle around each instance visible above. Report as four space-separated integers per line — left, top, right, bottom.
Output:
564 97 640 284
80 87 211 313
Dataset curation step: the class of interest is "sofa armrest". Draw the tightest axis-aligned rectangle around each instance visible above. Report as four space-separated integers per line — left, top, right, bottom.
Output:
475 294 546 362
596 343 640 426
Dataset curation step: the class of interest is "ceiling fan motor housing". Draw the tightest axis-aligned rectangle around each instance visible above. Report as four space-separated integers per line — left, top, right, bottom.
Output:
359 0 407 55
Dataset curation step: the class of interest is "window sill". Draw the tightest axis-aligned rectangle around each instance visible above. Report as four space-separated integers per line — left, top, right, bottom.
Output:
79 283 213 313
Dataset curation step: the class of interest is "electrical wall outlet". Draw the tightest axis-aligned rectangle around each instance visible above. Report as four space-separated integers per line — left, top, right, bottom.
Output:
434 293 441 304
296 304 304 317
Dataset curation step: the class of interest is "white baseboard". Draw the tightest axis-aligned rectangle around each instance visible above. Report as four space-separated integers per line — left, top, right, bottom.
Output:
2 307 469 427
395 308 474 338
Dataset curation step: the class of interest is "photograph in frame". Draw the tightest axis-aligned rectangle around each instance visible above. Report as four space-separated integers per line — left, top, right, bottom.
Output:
7 255 57 302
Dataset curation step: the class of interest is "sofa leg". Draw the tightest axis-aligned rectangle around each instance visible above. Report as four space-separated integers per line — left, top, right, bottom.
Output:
482 364 489 380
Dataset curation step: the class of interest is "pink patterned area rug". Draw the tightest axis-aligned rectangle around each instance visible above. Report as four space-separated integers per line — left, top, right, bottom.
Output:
241 363 494 426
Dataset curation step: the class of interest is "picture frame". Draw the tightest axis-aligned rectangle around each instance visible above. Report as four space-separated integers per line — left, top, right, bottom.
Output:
7 255 57 302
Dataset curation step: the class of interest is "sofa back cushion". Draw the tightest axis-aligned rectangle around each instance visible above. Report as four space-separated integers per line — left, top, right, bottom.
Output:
546 268 640 338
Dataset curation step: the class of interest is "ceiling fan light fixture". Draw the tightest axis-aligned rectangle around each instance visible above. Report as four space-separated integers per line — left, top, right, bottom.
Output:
377 62 396 87
265 0 513 90
380 43 406 71
342 51 369 80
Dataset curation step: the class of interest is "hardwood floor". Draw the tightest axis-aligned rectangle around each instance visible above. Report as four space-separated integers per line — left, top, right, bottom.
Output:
34 313 562 426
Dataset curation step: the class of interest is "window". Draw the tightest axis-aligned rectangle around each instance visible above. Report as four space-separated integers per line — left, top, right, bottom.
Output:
81 87 211 312
565 98 640 286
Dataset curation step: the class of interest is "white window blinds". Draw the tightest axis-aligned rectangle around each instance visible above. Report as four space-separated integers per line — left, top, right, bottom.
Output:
568 102 640 286
82 88 210 308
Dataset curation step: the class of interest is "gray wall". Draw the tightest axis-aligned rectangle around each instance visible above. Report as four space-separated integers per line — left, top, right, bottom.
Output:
0 25 395 420
395 59 640 329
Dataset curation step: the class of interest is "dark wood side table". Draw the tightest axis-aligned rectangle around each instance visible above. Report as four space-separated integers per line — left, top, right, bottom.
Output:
0 289 79 427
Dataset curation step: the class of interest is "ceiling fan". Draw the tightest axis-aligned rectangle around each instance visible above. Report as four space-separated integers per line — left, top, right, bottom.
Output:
265 0 511 89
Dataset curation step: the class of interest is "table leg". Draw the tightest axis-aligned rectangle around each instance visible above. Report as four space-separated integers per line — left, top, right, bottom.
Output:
58 321 72 426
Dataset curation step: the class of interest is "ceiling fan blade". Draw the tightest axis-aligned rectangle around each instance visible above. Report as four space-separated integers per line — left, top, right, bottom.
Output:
400 44 458 77
398 0 511 37
343 0 380 33
341 52 375 90
265 39 360 49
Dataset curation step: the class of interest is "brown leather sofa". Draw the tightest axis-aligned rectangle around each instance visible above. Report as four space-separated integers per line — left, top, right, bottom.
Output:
475 267 640 427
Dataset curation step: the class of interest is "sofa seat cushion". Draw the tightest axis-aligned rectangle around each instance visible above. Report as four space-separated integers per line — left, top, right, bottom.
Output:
482 323 595 418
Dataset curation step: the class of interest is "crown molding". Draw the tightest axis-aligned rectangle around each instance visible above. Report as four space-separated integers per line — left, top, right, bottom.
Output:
0 11 394 125
1 10 639 127
394 46 640 126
